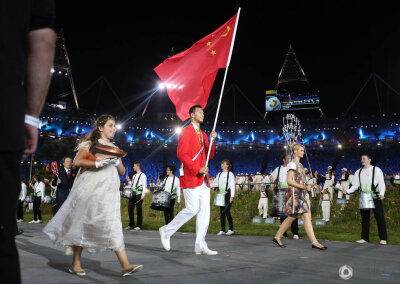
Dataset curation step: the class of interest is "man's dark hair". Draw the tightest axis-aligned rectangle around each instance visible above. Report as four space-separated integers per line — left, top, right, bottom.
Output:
362 154 372 160
166 165 176 173
134 162 141 169
280 152 288 161
34 175 42 182
189 105 202 117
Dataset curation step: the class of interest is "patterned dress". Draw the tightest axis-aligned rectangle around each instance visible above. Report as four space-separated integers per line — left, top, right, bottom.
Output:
285 161 310 214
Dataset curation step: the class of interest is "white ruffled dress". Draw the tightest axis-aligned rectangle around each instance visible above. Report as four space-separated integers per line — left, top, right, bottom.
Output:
43 139 124 253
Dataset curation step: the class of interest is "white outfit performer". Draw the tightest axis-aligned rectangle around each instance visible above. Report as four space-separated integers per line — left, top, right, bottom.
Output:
33 181 45 201
17 182 27 222
127 172 147 229
347 166 385 197
348 173 354 186
19 182 27 202
163 176 181 203
346 165 387 243
129 173 148 197
270 165 289 218
323 170 335 200
338 169 350 200
216 171 235 197
216 171 235 234
321 191 331 221
162 175 181 224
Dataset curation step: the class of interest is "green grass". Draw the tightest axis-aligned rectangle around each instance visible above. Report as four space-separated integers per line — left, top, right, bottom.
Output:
23 184 400 245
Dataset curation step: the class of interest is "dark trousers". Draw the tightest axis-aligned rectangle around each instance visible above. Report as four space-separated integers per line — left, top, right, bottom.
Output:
360 199 387 241
220 192 234 231
33 197 42 221
16 200 24 220
281 217 299 237
128 194 143 228
0 150 22 284
164 198 176 224
54 190 69 215
52 201 57 216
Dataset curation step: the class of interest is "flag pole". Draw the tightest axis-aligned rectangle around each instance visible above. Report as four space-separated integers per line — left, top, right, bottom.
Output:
205 7 241 169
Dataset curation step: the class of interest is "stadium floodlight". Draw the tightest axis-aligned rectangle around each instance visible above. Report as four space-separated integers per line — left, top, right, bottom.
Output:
175 127 182 134
116 124 122 130
158 83 165 90
338 144 342 148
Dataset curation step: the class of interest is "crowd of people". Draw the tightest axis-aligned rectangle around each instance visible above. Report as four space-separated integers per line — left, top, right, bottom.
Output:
12 106 397 281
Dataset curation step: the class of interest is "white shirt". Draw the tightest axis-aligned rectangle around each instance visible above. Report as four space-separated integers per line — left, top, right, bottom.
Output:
162 176 181 202
33 181 45 201
130 172 147 196
191 122 200 131
19 182 27 201
271 165 289 189
347 166 385 196
349 174 354 184
216 171 236 197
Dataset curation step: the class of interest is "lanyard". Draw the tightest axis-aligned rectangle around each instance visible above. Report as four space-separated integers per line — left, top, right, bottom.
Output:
217 171 230 191
133 173 143 189
162 176 176 192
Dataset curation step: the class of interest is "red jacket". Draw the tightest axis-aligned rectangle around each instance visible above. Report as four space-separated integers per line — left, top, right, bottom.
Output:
177 123 215 189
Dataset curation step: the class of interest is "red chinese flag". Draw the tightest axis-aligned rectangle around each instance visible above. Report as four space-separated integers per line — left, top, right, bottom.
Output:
154 13 238 121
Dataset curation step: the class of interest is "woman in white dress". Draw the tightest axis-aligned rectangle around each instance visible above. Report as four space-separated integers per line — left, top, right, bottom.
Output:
43 114 142 277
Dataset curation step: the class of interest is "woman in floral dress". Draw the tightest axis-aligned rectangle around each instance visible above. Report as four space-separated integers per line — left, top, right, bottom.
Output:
272 143 327 250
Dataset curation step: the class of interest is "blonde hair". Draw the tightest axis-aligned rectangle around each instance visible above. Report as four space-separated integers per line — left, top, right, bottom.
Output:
290 142 305 152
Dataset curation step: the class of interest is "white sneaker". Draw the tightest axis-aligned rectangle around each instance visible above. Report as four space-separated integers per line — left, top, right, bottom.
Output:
125 226 134 230
293 234 299 239
133 227 141 231
195 248 218 256
217 231 226 236
17 219 23 223
380 240 387 245
356 239 368 244
36 220 42 224
28 220 36 224
226 230 235 236
65 246 73 255
159 227 170 251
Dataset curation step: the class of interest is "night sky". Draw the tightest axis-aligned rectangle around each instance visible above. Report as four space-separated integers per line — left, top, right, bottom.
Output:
52 0 400 121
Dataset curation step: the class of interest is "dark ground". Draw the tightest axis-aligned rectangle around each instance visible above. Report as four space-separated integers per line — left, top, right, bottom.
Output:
16 223 399 283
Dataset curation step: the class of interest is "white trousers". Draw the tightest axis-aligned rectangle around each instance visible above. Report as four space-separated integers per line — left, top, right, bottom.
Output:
162 183 210 251
338 182 350 200
324 183 334 200
258 198 268 218
321 201 331 221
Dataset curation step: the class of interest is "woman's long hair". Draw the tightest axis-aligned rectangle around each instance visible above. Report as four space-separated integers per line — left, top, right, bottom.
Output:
79 114 115 147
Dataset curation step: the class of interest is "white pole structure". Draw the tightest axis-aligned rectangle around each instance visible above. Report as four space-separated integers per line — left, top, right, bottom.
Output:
29 154 34 185
204 7 241 169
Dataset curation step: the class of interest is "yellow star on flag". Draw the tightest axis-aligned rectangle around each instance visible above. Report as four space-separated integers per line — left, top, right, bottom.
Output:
211 50 216 55
206 41 211 46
